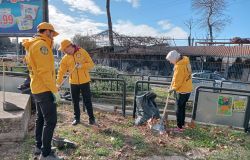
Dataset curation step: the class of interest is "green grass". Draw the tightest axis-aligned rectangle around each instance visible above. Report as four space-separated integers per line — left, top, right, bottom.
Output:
207 146 250 160
178 124 250 160
183 125 250 150
13 106 250 160
184 126 218 148
96 147 110 156
17 135 35 160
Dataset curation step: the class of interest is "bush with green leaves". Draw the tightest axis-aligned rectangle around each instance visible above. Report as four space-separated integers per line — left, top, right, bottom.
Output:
90 65 146 93
91 65 119 78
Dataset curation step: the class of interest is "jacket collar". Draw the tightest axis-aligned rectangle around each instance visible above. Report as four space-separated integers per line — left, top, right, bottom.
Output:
73 45 80 53
35 33 53 48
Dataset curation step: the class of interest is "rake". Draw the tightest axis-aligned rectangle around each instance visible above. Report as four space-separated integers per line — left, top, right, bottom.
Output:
151 90 171 134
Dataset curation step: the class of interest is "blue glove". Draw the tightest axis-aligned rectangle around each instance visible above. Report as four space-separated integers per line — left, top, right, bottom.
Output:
53 92 61 104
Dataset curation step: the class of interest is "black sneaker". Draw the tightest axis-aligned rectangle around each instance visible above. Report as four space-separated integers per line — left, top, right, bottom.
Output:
39 151 63 160
34 147 57 155
72 120 80 126
89 118 96 125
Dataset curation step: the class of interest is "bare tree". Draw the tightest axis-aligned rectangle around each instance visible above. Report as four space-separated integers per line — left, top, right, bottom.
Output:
184 18 195 46
106 0 114 48
72 34 97 51
192 0 230 42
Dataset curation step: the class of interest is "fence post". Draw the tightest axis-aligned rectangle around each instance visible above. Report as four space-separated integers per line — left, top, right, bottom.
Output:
122 80 126 117
147 76 150 90
192 86 200 120
243 96 250 132
116 74 119 91
133 81 139 118
141 75 144 91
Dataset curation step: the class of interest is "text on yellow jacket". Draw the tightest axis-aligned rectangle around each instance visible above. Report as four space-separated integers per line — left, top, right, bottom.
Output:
171 56 193 93
56 47 94 85
22 34 57 94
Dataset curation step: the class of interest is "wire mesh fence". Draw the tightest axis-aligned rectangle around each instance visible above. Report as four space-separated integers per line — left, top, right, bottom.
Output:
94 58 250 82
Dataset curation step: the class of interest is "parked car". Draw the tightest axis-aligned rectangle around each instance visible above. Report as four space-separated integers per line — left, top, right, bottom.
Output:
192 71 226 87
192 71 225 81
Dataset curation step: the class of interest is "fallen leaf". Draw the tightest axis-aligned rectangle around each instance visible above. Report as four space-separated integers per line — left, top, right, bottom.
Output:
114 151 122 158
158 139 166 146
185 136 192 140
110 137 115 141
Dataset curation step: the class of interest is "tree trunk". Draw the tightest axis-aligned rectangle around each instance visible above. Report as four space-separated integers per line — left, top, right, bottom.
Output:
208 24 213 43
208 6 213 43
106 0 114 48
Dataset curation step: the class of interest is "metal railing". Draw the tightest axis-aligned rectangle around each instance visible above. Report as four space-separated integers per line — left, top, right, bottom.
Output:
90 71 116 78
0 71 127 117
91 78 127 117
220 80 250 89
0 71 28 77
147 75 172 82
0 65 27 71
116 73 146 91
147 75 172 90
193 86 250 132
133 80 171 118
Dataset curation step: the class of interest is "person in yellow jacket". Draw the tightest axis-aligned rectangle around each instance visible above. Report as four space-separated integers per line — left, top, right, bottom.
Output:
23 22 62 160
166 50 192 132
57 39 95 126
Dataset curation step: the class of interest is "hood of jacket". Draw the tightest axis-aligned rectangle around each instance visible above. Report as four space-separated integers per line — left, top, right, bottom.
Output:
176 56 190 66
22 33 53 50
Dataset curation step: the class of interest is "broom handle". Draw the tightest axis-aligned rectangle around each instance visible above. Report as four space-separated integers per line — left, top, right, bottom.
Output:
59 63 78 88
159 91 170 124
162 94 170 117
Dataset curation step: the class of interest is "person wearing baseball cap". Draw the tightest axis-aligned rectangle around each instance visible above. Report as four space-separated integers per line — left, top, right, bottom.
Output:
57 39 96 126
23 22 62 160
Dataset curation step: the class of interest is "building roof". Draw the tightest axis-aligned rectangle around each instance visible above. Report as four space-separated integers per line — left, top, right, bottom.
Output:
90 45 250 58
173 46 250 57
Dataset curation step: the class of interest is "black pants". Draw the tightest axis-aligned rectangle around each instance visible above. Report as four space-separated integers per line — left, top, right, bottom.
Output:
70 82 95 121
176 93 190 128
33 91 57 157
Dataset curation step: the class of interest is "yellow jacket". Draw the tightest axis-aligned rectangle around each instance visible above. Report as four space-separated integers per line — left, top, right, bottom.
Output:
56 47 94 85
22 34 57 94
171 56 193 93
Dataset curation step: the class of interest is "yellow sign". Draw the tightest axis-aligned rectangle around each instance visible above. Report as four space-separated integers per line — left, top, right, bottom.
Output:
233 97 247 112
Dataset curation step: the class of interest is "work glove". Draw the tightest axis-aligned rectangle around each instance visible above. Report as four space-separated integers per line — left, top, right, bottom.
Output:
168 89 177 98
168 89 175 94
53 92 61 104
168 89 176 96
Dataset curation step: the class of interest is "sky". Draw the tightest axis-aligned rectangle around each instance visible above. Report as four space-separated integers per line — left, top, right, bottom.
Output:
48 0 250 44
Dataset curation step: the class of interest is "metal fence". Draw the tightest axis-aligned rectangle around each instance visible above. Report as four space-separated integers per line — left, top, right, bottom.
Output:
91 78 127 117
132 80 171 118
94 59 173 76
220 80 250 91
94 59 250 82
193 86 250 132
